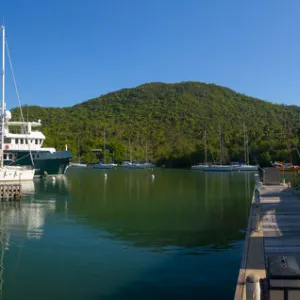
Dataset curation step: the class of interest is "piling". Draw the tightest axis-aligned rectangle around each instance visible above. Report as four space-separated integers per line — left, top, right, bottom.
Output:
0 183 22 200
246 274 261 300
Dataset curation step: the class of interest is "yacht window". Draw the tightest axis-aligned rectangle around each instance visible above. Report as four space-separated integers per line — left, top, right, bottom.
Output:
35 139 38 145
3 154 6 160
25 139 28 144
20 139 24 144
31 140 33 144
40 139 43 144
9 154 12 160
15 139 19 144
36 154 39 158
4 137 11 143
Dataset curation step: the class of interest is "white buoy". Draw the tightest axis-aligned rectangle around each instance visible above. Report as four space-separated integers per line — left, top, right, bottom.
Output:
51 176 56 181
104 173 107 178
151 174 155 179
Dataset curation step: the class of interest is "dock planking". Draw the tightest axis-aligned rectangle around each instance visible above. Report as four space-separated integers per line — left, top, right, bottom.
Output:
235 173 300 300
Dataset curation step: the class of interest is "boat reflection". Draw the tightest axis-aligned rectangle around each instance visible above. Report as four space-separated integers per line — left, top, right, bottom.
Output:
0 179 61 299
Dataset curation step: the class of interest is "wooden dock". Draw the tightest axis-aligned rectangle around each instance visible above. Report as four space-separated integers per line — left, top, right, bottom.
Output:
0 183 22 200
235 169 300 300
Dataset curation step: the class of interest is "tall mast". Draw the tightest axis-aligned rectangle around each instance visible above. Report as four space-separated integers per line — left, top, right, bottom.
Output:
286 120 292 164
77 137 80 163
1 26 5 168
137 133 140 163
204 130 207 165
246 132 249 165
243 122 247 164
219 124 222 165
145 140 148 163
103 130 106 164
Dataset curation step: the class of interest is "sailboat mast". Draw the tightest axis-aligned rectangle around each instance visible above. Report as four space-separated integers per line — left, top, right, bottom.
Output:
103 131 106 164
77 137 80 163
137 133 140 163
243 122 246 163
204 130 207 165
129 138 132 163
1 26 5 168
219 124 222 165
145 140 148 163
246 133 249 165
286 120 293 164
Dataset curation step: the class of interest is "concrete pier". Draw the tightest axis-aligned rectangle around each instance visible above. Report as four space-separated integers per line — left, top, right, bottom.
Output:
235 168 300 300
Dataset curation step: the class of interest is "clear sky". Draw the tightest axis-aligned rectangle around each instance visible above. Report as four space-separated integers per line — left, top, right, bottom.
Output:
1 0 300 108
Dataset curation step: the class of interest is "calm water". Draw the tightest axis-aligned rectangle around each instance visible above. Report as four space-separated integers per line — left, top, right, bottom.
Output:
0 168 254 300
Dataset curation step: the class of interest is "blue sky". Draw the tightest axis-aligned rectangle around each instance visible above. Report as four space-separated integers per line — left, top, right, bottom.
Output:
1 0 300 108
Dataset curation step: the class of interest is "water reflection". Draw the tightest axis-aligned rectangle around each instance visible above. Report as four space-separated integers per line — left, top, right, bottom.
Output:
0 172 252 300
0 178 66 300
65 169 253 249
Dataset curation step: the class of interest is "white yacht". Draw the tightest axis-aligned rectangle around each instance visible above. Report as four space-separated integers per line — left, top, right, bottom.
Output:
91 161 116 169
119 161 132 167
203 165 233 172
232 164 258 171
191 164 210 170
0 25 35 181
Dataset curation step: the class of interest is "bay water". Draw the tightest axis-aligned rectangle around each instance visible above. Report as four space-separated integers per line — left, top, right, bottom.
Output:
0 168 253 300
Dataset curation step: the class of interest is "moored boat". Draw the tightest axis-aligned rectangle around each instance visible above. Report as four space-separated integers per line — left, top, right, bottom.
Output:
0 25 35 181
232 163 258 172
90 161 116 169
119 161 132 167
203 165 233 172
272 162 300 172
68 162 87 168
1 115 71 176
191 164 210 170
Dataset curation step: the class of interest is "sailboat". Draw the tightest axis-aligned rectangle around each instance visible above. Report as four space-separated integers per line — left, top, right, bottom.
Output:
232 123 258 171
120 138 133 167
91 131 116 169
68 138 86 168
0 25 35 181
191 130 210 170
204 126 233 172
125 136 154 169
141 141 156 168
126 134 145 169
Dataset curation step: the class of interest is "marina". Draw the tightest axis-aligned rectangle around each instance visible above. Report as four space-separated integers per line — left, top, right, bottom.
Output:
1 2 300 299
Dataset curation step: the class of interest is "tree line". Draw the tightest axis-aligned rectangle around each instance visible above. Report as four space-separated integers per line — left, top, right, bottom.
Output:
12 81 300 168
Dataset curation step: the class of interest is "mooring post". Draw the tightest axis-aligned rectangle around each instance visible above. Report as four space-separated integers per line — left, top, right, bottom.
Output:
246 274 261 300
254 203 262 232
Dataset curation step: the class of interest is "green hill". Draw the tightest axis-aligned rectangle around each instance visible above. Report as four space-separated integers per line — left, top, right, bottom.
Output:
12 82 300 167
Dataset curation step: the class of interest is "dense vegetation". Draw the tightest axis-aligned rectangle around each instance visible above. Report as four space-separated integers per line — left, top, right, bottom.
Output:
12 82 300 167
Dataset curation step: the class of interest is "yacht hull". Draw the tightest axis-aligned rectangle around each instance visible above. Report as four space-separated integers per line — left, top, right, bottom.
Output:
203 165 233 172
0 166 35 181
3 150 72 176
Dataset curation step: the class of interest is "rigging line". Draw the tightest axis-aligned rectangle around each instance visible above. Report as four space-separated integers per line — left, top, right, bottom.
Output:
5 40 35 168
6 153 31 166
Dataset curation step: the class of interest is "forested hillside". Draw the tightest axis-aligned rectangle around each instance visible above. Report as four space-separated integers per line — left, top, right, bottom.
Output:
12 82 300 167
